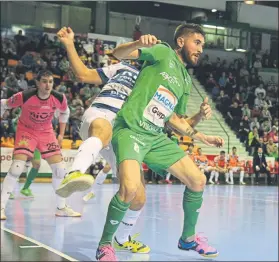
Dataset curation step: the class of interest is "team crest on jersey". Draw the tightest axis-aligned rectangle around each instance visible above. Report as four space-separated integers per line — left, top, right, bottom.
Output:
18 138 29 147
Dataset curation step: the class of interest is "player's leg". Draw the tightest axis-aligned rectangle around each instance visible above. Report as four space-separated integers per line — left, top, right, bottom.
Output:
215 171 220 184
83 161 111 202
145 135 218 257
1 127 36 220
40 132 81 217
113 171 150 254
21 149 41 197
208 167 216 184
239 167 246 185
70 108 113 173
228 167 236 184
56 108 115 197
96 126 150 261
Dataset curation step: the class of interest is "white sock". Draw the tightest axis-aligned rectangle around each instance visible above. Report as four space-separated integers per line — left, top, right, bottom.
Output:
115 208 142 244
69 136 103 174
166 173 171 180
209 171 215 182
1 173 18 208
229 170 234 183
225 172 229 182
50 163 67 209
91 170 107 192
215 171 219 182
240 171 245 183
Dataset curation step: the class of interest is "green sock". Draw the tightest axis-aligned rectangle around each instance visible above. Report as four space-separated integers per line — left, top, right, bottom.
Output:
23 168 38 190
99 193 130 247
181 187 203 241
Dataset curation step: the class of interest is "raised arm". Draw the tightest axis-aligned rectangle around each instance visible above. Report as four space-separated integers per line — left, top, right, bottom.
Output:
57 27 103 85
1 92 24 118
112 34 160 60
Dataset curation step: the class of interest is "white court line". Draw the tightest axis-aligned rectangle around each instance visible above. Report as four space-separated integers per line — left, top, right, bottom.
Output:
1 226 78 261
20 245 42 248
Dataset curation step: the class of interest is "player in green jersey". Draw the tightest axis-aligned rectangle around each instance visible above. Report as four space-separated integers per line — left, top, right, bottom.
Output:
94 24 224 261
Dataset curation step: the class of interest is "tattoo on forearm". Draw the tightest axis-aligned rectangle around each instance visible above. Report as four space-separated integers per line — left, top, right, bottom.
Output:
184 125 198 137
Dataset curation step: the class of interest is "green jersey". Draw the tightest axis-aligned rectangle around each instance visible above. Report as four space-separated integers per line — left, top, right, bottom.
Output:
117 43 192 136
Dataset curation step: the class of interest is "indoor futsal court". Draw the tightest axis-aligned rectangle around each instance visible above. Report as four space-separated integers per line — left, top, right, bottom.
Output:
1 183 278 261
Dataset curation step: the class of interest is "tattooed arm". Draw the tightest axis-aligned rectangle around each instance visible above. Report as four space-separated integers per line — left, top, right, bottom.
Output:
166 113 224 148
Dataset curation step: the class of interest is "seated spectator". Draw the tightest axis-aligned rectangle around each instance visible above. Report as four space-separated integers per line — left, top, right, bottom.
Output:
262 58 270 68
218 72 227 89
4 72 19 98
260 119 272 135
206 73 217 90
227 101 242 131
238 115 250 143
255 137 268 155
211 83 220 101
0 111 14 142
268 126 278 144
255 83 266 98
232 93 243 107
254 93 265 109
253 147 271 185
261 106 272 122
266 138 278 160
59 56 70 76
271 59 278 68
248 127 260 155
251 105 262 118
242 103 251 118
216 90 230 115
69 105 84 148
17 73 28 91
253 58 262 70
15 60 26 76
239 65 249 79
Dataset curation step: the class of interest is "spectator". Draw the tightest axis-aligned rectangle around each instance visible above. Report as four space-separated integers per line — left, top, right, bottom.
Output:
268 126 278 143
261 106 272 122
227 101 242 131
4 72 19 98
266 138 278 159
216 90 230 115
250 117 260 131
17 73 28 91
242 103 251 118
59 56 70 76
253 58 262 70
248 127 260 155
218 72 227 89
69 105 84 148
255 137 268 155
271 59 278 68
260 119 272 135
253 147 271 185
211 83 220 101
255 83 266 98
238 115 250 143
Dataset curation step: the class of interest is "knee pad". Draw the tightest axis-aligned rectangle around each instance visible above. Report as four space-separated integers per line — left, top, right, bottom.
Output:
9 160 26 178
50 162 67 179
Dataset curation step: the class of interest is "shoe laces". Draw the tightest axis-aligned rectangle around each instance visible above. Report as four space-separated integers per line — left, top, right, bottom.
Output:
129 233 143 247
195 233 209 245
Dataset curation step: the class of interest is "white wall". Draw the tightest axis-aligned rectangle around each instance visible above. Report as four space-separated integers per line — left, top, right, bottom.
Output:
156 0 226 11
237 3 278 31
202 49 246 64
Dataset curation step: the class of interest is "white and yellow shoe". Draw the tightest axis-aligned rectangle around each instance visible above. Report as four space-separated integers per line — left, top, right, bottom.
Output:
55 171 94 198
240 181 246 185
83 192 95 202
55 205 81 217
113 233 150 254
1 208 7 220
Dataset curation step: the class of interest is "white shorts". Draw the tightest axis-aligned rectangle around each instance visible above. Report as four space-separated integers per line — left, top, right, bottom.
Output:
79 107 117 176
230 167 241 172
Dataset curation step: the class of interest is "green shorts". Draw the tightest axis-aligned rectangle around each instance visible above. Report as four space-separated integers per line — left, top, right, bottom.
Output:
112 117 185 176
33 149 41 161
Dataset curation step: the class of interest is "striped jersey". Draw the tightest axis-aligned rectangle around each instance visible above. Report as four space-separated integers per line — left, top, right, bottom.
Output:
91 62 139 114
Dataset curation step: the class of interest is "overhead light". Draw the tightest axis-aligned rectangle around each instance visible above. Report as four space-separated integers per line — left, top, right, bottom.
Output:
211 9 217 12
236 48 247 52
203 24 217 29
244 1 255 4
154 3 160 7
225 48 233 51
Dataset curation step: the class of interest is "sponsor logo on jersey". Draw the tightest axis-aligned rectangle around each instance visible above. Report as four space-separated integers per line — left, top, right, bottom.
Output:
29 111 54 122
153 87 177 111
139 120 162 132
130 135 145 146
160 72 180 87
18 138 29 147
110 70 139 87
147 105 165 120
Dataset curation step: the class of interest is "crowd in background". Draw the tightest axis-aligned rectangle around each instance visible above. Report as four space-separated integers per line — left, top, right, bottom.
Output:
0 30 113 148
195 53 278 160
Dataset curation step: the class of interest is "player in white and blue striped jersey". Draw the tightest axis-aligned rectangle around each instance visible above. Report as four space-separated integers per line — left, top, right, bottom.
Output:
56 27 150 254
